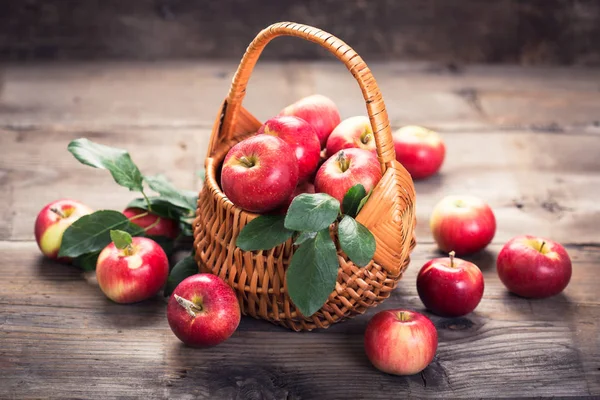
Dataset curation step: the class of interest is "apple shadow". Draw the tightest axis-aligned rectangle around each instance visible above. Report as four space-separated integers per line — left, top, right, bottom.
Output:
413 173 447 197
498 290 575 322
34 255 83 282
101 295 168 329
459 248 497 273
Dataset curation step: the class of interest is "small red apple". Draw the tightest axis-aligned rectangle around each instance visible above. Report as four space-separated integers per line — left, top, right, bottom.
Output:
96 236 169 304
392 125 445 180
167 273 241 347
221 135 299 213
417 251 484 317
123 207 180 239
314 148 382 204
364 309 438 376
34 199 93 259
430 195 496 256
257 115 321 183
279 94 341 148
497 235 572 299
276 181 316 214
325 116 376 158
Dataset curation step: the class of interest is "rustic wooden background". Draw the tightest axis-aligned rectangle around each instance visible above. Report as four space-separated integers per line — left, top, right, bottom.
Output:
2 0 600 65
0 59 599 398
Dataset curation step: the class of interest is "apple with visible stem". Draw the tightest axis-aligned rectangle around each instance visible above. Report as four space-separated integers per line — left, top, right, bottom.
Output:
364 309 438 376
257 115 321 183
276 181 315 214
314 148 382 204
221 135 299 213
34 199 93 259
167 273 241 347
417 251 484 317
96 231 169 304
123 207 180 239
278 94 341 148
430 195 496 256
325 116 376 158
392 125 445 180
497 235 572 298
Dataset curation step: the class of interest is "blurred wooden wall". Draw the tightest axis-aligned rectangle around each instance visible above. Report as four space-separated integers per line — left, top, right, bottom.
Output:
2 0 599 65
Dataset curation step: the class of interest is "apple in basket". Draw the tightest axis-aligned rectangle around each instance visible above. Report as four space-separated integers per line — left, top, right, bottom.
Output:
279 94 341 148
123 207 180 239
325 116 377 158
221 135 299 213
392 125 445 180
276 181 315 214
257 116 321 183
315 148 382 205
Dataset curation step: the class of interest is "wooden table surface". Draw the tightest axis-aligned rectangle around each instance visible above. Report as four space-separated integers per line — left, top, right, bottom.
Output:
1 61 599 399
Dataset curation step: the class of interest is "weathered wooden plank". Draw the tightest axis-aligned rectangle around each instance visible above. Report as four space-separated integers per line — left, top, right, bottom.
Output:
1 241 598 398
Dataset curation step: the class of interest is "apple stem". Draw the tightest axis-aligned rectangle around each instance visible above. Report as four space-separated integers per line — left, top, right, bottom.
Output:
50 207 66 218
539 241 546 253
174 294 203 318
449 251 456 268
397 311 410 322
362 133 373 144
238 156 255 168
336 151 350 172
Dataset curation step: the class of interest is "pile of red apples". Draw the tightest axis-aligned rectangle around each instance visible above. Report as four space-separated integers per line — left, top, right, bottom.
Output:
35 94 573 377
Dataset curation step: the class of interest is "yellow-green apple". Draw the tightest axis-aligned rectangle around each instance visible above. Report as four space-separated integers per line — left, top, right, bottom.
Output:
278 94 341 148
221 135 299 213
96 237 169 303
314 148 382 204
257 116 321 183
167 274 241 347
325 116 377 158
34 199 93 259
497 235 572 298
417 251 484 317
364 309 438 376
392 125 445 179
276 181 315 214
430 195 496 256
123 207 180 239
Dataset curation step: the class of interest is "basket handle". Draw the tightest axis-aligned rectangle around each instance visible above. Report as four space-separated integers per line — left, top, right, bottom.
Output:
220 22 396 171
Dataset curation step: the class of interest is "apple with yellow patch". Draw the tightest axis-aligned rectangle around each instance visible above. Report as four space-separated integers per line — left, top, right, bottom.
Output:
393 125 445 179
96 232 169 303
34 199 93 259
325 116 377 158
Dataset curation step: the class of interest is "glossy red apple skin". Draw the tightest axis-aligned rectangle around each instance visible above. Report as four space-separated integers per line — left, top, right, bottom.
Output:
257 116 321 183
364 309 438 376
314 148 382 204
430 195 496 256
497 235 572 299
96 237 169 304
123 207 180 239
34 199 94 259
278 94 341 148
392 125 445 180
276 181 315 214
417 254 484 317
221 135 299 213
167 274 241 347
325 116 377 158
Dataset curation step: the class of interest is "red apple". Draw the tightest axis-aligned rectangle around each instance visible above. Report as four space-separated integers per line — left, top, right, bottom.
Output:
167 273 241 347
314 148 382 204
325 116 377 158
96 236 169 304
417 251 484 317
257 115 321 183
123 207 180 239
34 199 93 259
221 135 299 213
364 309 438 376
276 181 316 214
497 235 572 298
392 125 445 180
430 195 496 256
279 94 341 147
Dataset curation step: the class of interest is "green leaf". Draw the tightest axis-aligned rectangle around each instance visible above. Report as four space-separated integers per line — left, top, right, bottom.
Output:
342 184 367 217
284 193 340 232
356 189 373 215
294 231 316 245
338 215 376 267
286 229 339 317
164 256 198 297
147 235 175 256
179 220 194 237
68 138 144 192
58 210 145 258
144 174 198 211
127 197 189 220
236 215 294 251
73 251 100 271
110 230 132 250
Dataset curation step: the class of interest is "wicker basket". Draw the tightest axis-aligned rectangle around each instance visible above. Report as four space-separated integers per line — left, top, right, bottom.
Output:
193 22 416 331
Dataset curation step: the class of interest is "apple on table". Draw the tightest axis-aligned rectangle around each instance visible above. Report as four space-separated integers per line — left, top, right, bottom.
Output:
393 125 445 180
